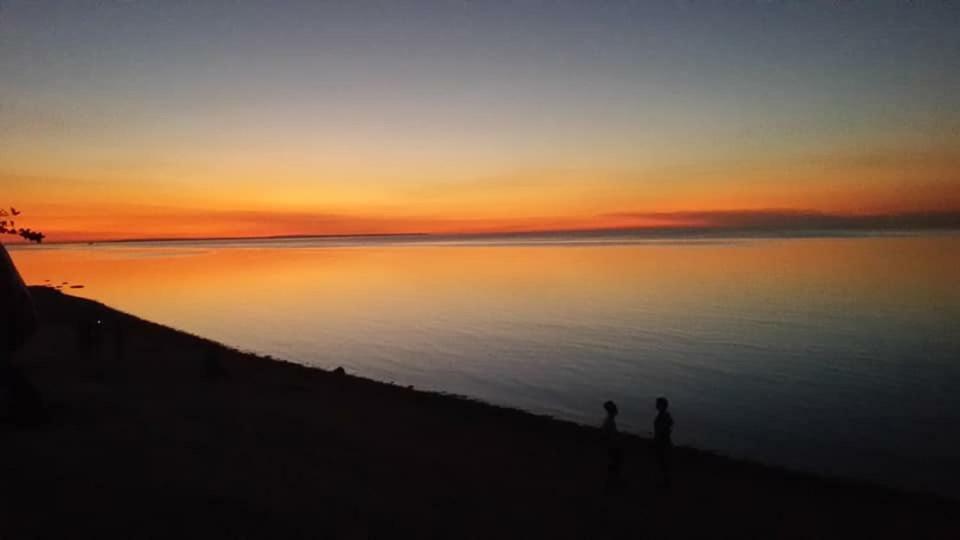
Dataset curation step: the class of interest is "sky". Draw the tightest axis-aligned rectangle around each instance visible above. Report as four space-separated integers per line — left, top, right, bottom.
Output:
1 0 959 242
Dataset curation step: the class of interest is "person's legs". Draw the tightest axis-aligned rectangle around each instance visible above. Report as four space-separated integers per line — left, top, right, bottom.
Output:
655 442 671 489
610 447 623 476
604 447 624 493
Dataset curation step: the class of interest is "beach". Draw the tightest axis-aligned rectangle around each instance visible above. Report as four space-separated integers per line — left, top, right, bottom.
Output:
1 286 956 539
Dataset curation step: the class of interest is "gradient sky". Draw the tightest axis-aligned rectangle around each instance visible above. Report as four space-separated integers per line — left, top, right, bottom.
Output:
2 0 959 241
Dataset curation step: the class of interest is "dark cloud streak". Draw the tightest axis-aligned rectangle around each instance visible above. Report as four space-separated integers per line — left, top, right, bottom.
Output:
603 209 960 231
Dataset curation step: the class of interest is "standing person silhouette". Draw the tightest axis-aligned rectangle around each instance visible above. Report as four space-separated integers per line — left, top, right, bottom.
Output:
601 400 623 492
654 396 673 490
0 244 44 426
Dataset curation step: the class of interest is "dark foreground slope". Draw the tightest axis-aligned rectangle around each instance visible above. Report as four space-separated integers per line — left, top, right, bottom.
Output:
2 287 957 539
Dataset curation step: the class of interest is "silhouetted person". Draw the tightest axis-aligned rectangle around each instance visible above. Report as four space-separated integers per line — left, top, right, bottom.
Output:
602 400 623 492
654 396 673 489
0 244 46 426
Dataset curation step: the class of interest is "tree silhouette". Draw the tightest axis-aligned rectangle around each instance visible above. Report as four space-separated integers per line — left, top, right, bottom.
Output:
0 207 45 243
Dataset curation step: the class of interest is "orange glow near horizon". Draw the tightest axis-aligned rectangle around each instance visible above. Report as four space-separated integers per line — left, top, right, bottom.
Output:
11 236 960 321
2 2 959 242
5 152 960 243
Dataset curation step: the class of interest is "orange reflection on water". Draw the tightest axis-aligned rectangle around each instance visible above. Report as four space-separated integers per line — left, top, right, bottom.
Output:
9 235 959 335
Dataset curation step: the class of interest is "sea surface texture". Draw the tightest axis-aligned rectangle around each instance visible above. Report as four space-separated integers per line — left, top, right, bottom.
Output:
11 233 960 497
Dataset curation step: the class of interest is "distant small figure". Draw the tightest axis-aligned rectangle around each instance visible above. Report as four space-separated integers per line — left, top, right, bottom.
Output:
654 396 674 489
602 400 623 492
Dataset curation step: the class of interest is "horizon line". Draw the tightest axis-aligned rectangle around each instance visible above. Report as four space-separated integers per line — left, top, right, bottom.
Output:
12 222 960 248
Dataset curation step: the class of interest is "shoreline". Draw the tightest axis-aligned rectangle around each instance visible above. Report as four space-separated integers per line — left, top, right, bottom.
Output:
3 286 957 538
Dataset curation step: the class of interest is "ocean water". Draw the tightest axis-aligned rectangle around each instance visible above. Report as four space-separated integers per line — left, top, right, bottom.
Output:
9 232 960 497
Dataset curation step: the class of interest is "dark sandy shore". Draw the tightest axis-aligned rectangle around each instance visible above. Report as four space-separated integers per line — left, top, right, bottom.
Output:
2 287 957 539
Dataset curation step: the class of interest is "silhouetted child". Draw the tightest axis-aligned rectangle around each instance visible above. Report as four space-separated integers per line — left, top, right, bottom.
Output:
654 396 673 489
602 400 623 491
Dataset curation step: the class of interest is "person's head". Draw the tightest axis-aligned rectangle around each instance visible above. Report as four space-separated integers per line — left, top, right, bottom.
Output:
604 400 619 417
656 397 669 412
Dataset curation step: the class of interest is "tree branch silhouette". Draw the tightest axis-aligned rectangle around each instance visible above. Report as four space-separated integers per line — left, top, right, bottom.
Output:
0 207 46 243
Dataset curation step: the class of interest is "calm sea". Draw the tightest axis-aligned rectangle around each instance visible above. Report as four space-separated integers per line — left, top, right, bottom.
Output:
10 232 960 497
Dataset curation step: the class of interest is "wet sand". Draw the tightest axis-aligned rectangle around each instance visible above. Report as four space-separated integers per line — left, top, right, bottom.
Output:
2 286 957 539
